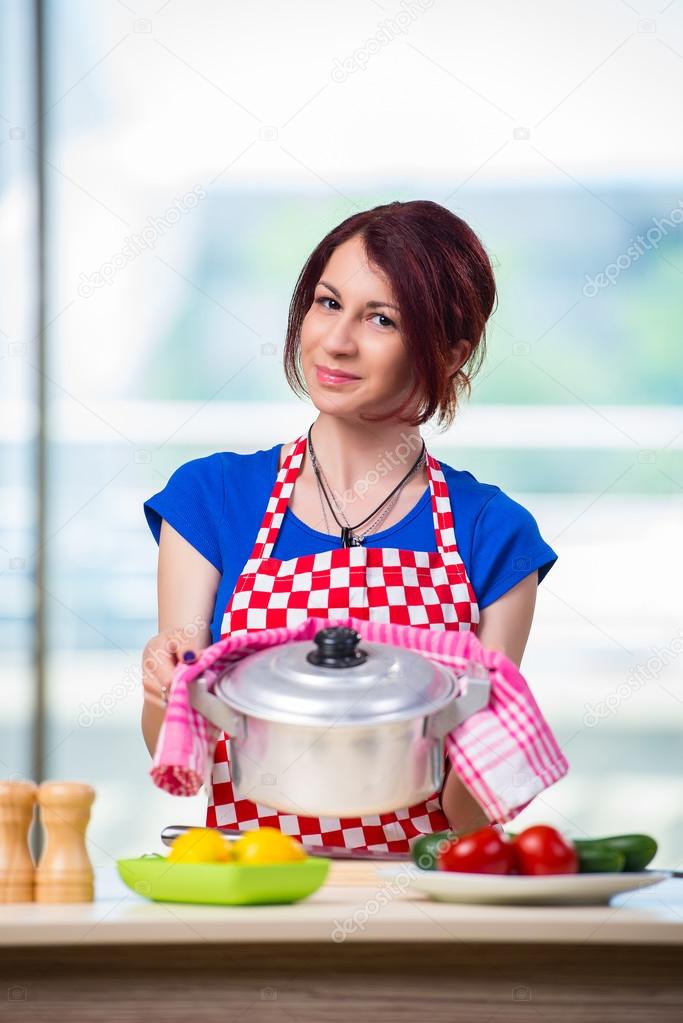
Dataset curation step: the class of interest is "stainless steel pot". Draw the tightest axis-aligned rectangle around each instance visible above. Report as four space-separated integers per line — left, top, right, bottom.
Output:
189 625 490 817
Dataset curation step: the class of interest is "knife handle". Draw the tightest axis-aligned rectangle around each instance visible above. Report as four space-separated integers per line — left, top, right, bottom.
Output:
161 824 243 847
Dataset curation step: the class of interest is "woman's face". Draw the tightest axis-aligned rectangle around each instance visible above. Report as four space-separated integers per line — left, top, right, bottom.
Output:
299 235 414 420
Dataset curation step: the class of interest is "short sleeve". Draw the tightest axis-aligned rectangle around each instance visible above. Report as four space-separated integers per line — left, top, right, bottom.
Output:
143 454 223 573
469 490 557 609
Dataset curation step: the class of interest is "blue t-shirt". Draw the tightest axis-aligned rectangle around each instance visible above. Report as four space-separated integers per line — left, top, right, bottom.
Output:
144 443 558 645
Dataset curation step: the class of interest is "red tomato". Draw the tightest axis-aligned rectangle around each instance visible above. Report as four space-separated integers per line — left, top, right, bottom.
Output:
513 825 578 875
437 825 516 875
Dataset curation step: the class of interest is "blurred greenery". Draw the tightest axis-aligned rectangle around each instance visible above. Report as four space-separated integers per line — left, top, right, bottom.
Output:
134 188 683 408
128 188 682 495
143 442 682 496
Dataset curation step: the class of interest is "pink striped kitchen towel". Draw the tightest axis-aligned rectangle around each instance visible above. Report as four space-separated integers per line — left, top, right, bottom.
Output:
150 618 569 824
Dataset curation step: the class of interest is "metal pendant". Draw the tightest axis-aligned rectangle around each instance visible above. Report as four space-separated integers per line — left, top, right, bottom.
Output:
341 527 363 548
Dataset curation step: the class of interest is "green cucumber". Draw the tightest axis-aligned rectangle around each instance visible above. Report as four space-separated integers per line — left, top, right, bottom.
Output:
575 846 626 873
411 830 459 871
573 834 657 872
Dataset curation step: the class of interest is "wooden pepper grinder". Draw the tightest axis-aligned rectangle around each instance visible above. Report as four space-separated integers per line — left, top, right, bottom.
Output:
35 782 96 903
0 780 38 902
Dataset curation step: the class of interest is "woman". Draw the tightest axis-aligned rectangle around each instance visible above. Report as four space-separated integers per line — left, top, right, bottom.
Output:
142 199 558 849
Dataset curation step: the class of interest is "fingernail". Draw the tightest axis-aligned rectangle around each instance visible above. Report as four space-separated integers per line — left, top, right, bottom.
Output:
183 650 197 663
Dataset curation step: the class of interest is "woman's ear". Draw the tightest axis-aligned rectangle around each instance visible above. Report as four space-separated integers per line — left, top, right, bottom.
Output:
446 338 472 376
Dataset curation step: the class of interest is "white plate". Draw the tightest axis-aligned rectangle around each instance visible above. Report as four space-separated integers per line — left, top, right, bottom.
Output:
377 865 672 906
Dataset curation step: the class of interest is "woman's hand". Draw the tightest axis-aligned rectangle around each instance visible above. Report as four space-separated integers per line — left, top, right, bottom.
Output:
142 520 219 757
141 628 200 710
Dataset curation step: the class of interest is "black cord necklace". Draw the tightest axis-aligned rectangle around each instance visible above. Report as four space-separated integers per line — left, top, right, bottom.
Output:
307 424 426 548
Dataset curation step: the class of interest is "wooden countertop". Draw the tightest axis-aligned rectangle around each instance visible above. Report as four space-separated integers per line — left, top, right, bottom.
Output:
1 861 682 947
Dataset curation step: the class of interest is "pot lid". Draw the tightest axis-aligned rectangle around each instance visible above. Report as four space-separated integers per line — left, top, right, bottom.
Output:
213 626 460 726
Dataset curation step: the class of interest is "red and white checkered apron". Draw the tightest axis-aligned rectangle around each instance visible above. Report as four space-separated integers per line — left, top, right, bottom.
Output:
205 433 480 852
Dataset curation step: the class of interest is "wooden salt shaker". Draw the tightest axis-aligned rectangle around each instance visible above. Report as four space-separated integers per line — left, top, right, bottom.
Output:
0 780 38 902
35 782 96 903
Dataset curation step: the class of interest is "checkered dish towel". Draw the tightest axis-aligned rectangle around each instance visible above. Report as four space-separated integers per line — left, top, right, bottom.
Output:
150 617 569 824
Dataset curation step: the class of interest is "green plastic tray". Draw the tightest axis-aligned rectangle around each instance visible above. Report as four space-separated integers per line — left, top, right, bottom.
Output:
117 854 330 906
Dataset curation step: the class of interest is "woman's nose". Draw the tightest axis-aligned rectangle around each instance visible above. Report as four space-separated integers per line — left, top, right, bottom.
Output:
320 315 359 354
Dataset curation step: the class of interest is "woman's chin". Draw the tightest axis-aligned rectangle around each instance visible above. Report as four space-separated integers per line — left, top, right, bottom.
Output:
310 395 359 418
307 381 362 412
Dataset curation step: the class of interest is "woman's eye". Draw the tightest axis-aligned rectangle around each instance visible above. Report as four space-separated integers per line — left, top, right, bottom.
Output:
315 296 395 329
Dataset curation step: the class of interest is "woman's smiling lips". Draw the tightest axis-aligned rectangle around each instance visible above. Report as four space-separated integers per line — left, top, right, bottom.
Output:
315 364 361 385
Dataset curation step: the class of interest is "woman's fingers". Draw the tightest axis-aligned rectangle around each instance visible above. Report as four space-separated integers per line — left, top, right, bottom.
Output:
167 634 198 664
142 631 201 708
142 636 177 708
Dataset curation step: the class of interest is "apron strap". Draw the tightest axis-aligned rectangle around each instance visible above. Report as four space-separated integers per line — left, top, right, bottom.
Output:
426 451 458 554
248 435 307 562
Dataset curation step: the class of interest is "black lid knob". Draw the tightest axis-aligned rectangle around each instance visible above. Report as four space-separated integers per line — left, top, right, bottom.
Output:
306 627 368 669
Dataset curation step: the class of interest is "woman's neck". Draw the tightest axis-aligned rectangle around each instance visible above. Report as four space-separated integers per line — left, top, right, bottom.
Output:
305 414 426 498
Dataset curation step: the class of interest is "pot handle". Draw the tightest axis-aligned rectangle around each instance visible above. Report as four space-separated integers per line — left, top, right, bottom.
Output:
188 676 247 739
424 661 491 739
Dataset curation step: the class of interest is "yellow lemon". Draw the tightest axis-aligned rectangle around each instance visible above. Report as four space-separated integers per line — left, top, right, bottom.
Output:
231 827 307 865
168 827 232 864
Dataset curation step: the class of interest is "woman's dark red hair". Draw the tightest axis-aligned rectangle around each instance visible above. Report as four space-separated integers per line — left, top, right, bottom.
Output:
283 199 497 430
